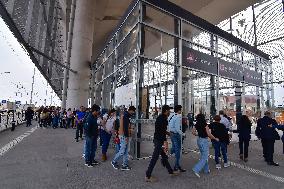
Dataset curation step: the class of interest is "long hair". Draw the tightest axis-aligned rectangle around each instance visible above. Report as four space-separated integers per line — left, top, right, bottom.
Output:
195 114 207 127
239 115 252 128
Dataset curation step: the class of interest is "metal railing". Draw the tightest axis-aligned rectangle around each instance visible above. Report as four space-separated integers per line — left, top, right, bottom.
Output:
0 111 27 132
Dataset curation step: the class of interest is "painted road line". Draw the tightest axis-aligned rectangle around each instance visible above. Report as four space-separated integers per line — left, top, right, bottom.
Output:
0 127 38 157
188 149 284 183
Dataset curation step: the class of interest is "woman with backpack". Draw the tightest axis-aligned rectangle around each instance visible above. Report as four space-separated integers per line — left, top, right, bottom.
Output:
101 109 116 161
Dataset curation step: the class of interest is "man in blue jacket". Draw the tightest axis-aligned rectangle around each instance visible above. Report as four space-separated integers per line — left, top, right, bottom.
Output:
84 104 101 167
256 111 279 166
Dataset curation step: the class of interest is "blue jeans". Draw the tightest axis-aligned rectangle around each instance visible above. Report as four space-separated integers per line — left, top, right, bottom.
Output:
83 139 86 155
85 136 98 165
101 130 112 154
212 141 228 164
193 137 210 174
170 133 182 169
112 135 128 167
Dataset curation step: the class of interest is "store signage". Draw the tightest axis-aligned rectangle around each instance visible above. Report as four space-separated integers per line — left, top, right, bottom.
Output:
182 45 263 86
219 59 243 81
244 69 262 86
182 46 218 75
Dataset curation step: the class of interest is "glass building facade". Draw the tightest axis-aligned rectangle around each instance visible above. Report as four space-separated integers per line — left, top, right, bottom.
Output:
92 0 273 158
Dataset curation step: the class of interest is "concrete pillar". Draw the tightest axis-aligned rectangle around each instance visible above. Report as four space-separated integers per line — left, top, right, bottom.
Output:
66 0 95 109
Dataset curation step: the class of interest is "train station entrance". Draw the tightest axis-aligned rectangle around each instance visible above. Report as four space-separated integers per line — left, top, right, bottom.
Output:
92 0 274 158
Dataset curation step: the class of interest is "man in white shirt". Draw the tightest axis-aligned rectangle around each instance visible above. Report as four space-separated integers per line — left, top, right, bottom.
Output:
168 105 186 172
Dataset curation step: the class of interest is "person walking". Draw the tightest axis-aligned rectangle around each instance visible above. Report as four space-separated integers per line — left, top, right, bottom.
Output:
145 105 179 182
66 108 73 129
111 106 136 171
101 109 116 161
256 111 279 166
192 114 219 178
209 115 230 169
234 115 252 162
25 107 34 127
168 105 186 172
84 104 100 167
75 106 86 142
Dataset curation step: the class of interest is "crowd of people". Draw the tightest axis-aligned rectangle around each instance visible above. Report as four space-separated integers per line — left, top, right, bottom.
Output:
23 104 284 183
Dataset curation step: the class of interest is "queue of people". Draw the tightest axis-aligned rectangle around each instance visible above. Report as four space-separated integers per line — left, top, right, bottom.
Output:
34 103 283 183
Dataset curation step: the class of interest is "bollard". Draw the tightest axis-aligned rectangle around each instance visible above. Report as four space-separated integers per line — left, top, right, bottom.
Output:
6 114 9 128
11 111 15 131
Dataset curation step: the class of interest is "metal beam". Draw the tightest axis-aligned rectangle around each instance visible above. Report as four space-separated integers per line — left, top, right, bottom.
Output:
28 45 77 74
257 35 284 47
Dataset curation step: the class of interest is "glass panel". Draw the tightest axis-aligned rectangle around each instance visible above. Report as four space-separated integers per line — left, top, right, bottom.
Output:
143 4 178 35
117 4 139 44
144 26 177 64
104 53 115 77
95 66 104 85
102 76 114 109
114 59 137 107
117 26 139 67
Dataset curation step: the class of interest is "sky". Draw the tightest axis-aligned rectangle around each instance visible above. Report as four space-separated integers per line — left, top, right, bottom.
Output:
0 17 61 107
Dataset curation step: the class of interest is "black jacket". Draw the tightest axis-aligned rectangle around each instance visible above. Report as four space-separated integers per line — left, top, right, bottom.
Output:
256 116 278 140
84 114 98 137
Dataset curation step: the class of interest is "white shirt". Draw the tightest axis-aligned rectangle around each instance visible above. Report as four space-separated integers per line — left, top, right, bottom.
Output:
220 115 232 131
168 113 183 135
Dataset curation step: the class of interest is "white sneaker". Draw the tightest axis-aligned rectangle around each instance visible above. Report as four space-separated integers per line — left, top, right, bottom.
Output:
216 164 221 169
192 170 200 178
224 162 231 168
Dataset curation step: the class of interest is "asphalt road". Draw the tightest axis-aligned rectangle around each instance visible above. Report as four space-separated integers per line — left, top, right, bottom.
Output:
0 122 283 189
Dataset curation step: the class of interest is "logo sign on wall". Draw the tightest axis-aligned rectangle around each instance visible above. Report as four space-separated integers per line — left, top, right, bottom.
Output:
1 100 7 104
182 45 218 75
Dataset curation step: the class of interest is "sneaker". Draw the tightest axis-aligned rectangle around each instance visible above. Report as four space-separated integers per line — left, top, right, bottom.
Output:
145 176 157 183
111 161 119 170
87 164 93 168
121 165 131 171
76 139 79 142
174 167 186 172
84 163 88 166
169 171 179 177
192 170 200 178
224 162 230 168
216 164 221 169
178 167 186 172
93 160 100 165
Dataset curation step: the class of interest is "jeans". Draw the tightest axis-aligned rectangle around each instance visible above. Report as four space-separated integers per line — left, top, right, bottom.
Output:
112 135 129 167
101 130 112 154
115 144 120 154
239 138 250 158
76 123 84 139
85 136 98 165
193 137 210 174
170 133 182 169
146 139 173 178
83 139 86 155
212 141 228 164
